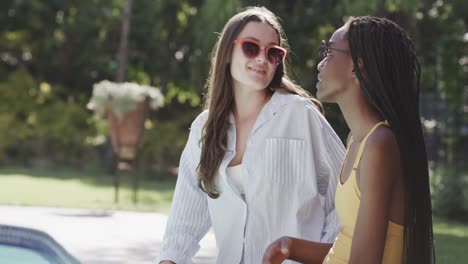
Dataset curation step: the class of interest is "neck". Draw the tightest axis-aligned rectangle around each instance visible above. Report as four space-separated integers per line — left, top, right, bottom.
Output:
232 88 271 123
338 92 383 141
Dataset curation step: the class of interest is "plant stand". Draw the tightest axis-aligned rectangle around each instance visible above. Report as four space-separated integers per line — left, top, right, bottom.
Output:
107 100 148 203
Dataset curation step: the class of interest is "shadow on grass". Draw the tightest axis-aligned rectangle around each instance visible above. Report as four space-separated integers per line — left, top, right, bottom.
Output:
0 166 177 192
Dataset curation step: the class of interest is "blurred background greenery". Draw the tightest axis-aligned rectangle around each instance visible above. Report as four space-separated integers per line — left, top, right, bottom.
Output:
0 0 466 222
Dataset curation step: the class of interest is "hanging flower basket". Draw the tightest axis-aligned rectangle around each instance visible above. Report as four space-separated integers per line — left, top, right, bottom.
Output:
88 80 164 118
88 80 164 160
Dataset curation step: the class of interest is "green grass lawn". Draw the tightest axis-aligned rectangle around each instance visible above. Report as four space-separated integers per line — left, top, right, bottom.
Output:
433 217 468 263
0 167 467 262
0 167 176 213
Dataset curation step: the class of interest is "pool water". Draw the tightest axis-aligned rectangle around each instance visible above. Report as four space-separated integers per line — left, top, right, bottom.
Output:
0 244 50 263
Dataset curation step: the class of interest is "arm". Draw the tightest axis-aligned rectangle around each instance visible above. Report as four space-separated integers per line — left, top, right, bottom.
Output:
263 104 345 264
349 129 401 264
263 236 332 264
158 118 212 264
262 102 345 264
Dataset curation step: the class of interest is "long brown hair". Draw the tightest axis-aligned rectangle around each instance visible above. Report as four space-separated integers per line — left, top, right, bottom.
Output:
198 6 322 198
345 16 435 263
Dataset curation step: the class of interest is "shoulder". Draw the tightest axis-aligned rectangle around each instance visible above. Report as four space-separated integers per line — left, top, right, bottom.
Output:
185 110 209 142
275 92 323 120
360 125 401 184
191 110 209 130
364 126 400 160
274 92 344 149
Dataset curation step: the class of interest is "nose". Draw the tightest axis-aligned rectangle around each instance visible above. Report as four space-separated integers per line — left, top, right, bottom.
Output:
317 58 325 71
256 48 267 64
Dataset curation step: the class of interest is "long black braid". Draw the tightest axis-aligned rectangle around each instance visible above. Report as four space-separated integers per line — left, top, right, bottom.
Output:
346 16 435 264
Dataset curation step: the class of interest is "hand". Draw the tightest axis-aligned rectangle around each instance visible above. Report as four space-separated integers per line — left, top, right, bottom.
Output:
262 236 292 264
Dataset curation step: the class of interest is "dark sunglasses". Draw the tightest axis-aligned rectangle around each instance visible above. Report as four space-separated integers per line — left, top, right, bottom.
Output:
319 40 350 61
233 38 287 65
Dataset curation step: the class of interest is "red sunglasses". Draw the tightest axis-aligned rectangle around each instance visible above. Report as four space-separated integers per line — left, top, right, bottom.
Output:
233 39 287 65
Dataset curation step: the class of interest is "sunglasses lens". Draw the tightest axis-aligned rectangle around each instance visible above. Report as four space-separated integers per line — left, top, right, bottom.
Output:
268 48 285 65
241 41 260 58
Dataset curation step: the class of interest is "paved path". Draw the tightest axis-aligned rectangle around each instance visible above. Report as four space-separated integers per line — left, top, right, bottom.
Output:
0 206 217 264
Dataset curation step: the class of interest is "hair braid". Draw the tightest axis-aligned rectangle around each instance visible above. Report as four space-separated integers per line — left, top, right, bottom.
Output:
345 16 435 264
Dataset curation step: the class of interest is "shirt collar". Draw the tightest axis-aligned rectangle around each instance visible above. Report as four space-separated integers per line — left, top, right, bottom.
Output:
228 91 291 125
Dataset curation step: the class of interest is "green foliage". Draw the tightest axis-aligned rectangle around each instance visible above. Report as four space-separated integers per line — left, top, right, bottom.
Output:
137 101 200 180
430 166 468 221
0 69 38 160
0 68 97 165
34 100 97 162
0 1 465 215
189 0 241 90
0 113 15 159
165 81 201 107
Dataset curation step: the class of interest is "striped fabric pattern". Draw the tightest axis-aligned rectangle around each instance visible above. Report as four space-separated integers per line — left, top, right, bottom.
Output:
157 92 345 264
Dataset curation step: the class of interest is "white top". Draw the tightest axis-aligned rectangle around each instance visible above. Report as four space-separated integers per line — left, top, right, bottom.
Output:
158 92 345 264
226 164 244 195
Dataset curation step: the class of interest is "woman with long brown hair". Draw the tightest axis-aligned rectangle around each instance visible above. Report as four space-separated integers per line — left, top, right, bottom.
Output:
158 6 345 263
263 16 435 264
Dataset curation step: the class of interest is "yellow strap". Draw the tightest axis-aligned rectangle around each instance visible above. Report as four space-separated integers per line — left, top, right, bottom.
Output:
352 121 389 170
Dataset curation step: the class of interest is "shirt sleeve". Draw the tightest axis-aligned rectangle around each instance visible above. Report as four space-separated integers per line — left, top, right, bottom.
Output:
305 103 345 243
320 130 345 243
157 118 212 263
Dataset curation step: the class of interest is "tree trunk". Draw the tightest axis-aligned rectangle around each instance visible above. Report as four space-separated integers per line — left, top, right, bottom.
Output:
377 0 387 17
116 0 133 82
112 0 134 203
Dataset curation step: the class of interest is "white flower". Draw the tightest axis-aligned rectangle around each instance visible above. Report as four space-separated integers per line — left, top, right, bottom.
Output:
87 80 164 117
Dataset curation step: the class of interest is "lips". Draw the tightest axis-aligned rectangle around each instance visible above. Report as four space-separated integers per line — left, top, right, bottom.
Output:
248 66 266 74
317 74 323 82
316 74 323 89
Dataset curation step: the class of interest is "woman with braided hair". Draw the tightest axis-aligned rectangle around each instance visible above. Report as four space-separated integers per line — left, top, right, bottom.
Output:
263 16 435 264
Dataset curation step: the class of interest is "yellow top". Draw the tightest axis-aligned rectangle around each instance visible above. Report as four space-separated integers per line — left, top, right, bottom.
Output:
323 121 404 264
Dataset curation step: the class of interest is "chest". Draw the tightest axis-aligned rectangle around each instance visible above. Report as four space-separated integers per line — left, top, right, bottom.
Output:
229 118 257 166
340 142 361 184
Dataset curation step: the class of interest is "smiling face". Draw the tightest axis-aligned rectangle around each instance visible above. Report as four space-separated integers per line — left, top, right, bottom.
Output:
316 25 356 103
230 21 280 93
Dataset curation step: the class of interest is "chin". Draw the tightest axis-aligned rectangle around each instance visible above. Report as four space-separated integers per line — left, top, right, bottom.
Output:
316 89 326 101
251 78 271 89
317 91 333 103
246 80 271 91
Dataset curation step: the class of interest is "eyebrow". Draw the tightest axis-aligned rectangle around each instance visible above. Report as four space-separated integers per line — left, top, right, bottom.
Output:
243 36 279 46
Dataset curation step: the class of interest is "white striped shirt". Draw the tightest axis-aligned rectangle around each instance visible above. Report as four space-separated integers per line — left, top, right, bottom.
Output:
157 92 345 264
